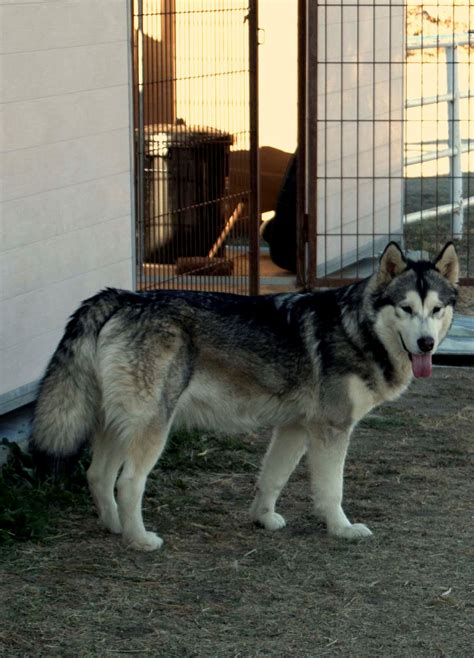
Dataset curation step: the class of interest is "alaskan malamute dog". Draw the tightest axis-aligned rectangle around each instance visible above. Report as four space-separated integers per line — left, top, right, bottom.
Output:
31 242 459 550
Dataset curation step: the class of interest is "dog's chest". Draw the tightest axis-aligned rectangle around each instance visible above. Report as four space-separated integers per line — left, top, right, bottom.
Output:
347 372 410 425
347 375 380 423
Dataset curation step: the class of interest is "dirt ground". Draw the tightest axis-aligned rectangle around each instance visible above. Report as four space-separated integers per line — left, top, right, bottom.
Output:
457 286 474 316
1 367 473 657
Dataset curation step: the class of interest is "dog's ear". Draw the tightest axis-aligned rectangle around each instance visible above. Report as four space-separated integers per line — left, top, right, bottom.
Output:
377 242 407 283
434 242 459 285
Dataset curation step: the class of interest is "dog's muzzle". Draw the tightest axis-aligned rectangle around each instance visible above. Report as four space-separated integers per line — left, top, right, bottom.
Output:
399 333 433 378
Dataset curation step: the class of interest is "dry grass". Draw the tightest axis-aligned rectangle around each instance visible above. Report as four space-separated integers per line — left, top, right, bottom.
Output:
457 287 474 315
1 368 474 657
404 174 474 315
404 175 474 280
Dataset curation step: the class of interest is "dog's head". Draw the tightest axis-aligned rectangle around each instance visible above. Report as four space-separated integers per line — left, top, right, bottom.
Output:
371 242 459 378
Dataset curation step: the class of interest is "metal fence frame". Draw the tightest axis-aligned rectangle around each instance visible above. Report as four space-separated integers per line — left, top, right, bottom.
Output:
132 3 473 293
405 32 474 238
304 7 473 289
132 0 260 295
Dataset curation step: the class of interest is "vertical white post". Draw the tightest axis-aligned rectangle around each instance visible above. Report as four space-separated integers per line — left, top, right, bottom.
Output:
446 44 464 238
136 0 145 266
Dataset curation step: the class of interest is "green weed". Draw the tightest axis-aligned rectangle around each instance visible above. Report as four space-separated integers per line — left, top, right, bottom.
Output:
159 429 259 472
0 429 258 544
359 414 410 431
0 439 90 545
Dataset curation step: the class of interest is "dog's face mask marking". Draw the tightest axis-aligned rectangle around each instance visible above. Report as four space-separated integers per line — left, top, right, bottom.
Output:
393 289 453 377
374 242 459 378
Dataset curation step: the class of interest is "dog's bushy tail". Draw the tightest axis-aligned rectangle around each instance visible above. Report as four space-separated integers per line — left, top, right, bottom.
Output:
30 289 123 464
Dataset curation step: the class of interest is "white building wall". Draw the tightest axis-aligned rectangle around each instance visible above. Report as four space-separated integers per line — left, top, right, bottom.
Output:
0 1 134 412
314 1 405 275
259 0 297 154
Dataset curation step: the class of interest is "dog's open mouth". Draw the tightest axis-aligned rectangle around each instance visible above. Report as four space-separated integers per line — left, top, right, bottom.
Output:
399 335 432 378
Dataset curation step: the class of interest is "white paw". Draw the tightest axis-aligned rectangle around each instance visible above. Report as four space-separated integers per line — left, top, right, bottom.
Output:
255 511 287 531
330 523 373 540
124 531 164 551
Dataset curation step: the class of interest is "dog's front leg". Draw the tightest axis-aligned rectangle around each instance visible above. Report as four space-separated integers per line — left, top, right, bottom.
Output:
250 424 308 530
307 424 373 540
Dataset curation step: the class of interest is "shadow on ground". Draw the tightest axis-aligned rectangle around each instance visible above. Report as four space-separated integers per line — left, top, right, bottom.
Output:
1 367 473 656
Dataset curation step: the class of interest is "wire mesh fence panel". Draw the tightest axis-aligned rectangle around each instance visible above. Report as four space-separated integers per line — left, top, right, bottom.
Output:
404 2 474 284
132 0 259 294
307 1 473 286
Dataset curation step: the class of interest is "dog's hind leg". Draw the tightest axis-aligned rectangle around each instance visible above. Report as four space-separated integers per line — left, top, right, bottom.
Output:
250 424 308 530
87 430 127 534
307 425 373 539
116 416 171 551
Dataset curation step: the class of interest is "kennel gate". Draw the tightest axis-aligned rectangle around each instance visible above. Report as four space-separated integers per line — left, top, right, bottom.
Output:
132 0 260 295
301 0 474 287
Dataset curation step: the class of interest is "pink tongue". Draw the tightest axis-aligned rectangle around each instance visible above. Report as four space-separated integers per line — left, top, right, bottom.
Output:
411 353 432 378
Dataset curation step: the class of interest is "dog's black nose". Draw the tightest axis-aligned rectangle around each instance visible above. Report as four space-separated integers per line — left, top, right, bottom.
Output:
417 336 435 353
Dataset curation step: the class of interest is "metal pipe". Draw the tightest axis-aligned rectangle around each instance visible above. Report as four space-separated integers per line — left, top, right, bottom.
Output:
306 0 318 289
446 44 464 237
248 0 260 296
296 0 307 289
405 147 456 167
406 90 473 109
406 93 453 109
407 32 474 50
404 195 474 224
127 0 138 291
136 0 145 281
405 142 473 167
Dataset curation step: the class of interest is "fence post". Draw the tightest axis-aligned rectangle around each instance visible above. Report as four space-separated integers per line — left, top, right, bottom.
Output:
446 44 464 238
248 0 260 296
136 0 146 272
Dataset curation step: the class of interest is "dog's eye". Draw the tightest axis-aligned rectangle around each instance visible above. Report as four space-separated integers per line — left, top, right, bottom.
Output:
433 306 442 314
401 306 412 315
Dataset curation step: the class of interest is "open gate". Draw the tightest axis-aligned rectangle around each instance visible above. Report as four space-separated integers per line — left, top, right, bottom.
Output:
132 0 260 295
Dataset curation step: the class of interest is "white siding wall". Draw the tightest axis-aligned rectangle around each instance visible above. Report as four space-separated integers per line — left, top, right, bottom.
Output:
0 1 134 412
314 1 405 275
259 0 297 154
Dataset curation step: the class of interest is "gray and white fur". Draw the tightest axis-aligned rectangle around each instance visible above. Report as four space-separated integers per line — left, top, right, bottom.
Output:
30 242 459 550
